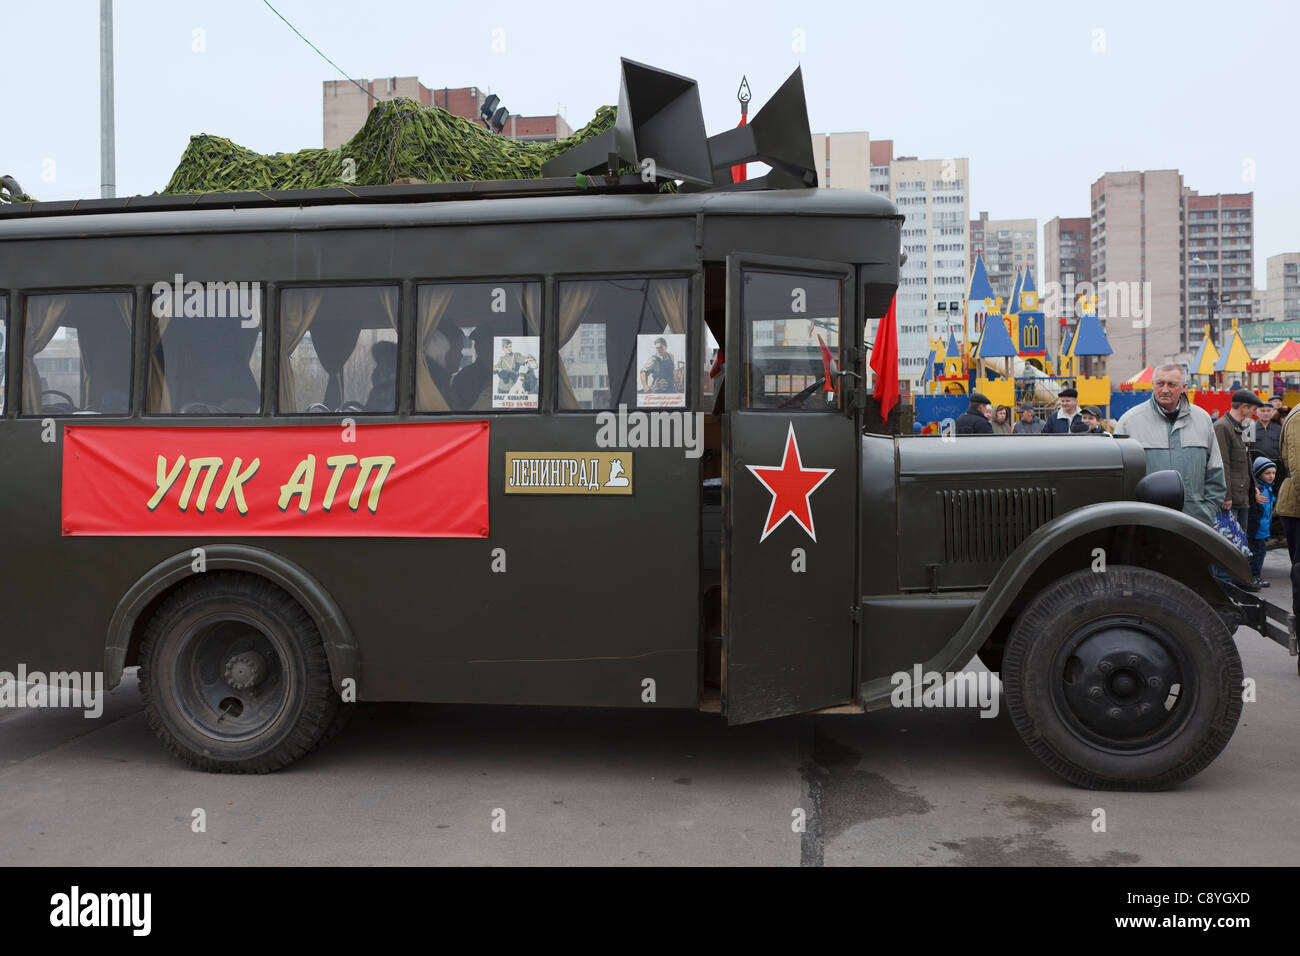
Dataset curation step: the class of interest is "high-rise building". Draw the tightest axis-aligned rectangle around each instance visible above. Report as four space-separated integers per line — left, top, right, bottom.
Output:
891 157 970 381
1185 191 1254 344
969 213 1037 302
810 135 968 381
1090 170 1185 377
1267 253 1300 324
869 141 892 196
323 78 572 149
809 131 871 191
1252 288 1269 324
1043 216 1092 354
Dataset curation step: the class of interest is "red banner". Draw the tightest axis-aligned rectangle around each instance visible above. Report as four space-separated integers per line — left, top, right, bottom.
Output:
62 423 490 538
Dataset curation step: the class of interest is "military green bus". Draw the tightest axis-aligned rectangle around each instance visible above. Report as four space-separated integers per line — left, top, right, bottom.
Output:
0 63 1291 789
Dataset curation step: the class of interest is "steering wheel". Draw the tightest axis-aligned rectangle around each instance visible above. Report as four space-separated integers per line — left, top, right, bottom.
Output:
778 377 827 409
180 402 224 415
339 401 367 413
41 388 76 407
306 402 332 413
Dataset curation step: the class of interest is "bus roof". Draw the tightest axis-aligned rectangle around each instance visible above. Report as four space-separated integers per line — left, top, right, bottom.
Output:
0 184 898 242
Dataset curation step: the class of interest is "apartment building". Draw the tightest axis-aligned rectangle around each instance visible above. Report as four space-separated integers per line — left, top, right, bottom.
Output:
891 157 970 380
1252 288 1268 324
969 213 1037 302
1043 216 1092 355
1185 191 1254 343
1267 253 1300 325
1089 170 1185 378
809 131 871 191
810 134 969 381
323 77 571 149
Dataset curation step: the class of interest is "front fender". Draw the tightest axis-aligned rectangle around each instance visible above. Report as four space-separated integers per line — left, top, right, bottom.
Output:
861 501 1250 708
105 544 357 692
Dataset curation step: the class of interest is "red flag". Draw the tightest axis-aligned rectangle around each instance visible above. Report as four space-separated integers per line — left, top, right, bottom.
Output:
869 293 899 423
731 114 747 184
816 333 838 393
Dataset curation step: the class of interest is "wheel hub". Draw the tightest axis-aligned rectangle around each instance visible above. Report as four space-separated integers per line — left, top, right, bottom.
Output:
1061 627 1181 741
223 650 268 691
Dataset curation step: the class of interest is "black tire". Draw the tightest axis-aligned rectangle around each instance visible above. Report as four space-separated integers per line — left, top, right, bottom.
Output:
138 573 345 773
1003 565 1243 791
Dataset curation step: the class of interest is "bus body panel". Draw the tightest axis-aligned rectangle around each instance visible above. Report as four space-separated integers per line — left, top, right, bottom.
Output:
0 189 901 714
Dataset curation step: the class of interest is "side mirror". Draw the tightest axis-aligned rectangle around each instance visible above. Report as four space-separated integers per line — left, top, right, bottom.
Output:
1136 469 1185 512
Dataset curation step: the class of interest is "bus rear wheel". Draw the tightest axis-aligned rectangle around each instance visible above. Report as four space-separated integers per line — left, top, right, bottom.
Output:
138 573 344 773
1002 566 1242 791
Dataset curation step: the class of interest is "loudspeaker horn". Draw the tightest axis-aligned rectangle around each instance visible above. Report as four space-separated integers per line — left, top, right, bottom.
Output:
706 67 817 190
541 58 714 186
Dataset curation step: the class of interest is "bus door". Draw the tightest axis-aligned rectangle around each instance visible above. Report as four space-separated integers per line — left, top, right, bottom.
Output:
723 254 860 723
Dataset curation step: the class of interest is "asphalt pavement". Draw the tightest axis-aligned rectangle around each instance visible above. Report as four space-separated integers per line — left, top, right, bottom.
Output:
2 551 1297 867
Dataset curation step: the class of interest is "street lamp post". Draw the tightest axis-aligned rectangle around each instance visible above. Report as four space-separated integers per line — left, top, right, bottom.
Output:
1192 256 1231 347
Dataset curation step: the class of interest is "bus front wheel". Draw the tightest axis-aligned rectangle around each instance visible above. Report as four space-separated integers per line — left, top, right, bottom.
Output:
1002 565 1243 791
138 573 346 773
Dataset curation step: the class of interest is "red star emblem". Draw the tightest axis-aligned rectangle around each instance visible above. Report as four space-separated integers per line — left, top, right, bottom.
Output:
746 423 835 543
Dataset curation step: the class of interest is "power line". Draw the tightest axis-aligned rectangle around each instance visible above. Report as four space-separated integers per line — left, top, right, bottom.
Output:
260 0 371 101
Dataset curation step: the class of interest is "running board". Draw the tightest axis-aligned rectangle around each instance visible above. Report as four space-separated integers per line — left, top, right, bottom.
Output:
696 694 864 715
1218 581 1298 655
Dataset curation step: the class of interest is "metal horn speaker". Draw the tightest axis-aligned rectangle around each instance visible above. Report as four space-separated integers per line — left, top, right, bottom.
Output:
706 67 817 189
542 58 714 186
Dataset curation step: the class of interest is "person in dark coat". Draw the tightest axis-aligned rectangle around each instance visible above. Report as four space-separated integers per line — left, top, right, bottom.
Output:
1251 401 1282 464
1214 388 1266 536
1079 405 1112 435
955 392 994 434
1042 387 1082 433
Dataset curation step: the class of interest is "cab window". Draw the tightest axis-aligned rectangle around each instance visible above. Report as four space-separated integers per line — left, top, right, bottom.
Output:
557 276 689 410
280 285 398 414
22 290 133 415
742 270 841 410
147 283 263 414
415 280 541 413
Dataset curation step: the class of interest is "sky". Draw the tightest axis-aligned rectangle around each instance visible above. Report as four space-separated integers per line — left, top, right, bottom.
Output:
1 0 1295 283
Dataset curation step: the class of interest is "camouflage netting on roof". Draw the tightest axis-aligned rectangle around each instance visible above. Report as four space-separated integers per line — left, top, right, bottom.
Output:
0 174 35 204
162 97 619 194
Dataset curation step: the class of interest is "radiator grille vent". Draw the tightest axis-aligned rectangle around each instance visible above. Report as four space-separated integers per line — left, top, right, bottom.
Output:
940 487 1056 563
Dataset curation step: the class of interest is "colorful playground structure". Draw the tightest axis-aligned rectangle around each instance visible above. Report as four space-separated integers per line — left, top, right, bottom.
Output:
912 253 1299 431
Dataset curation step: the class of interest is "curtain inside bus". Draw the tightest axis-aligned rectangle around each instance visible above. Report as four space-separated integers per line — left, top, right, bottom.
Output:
22 296 68 412
415 286 455 412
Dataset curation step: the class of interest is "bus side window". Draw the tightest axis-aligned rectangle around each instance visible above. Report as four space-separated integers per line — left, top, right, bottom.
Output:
415 281 541 413
280 286 398 414
147 285 263 415
741 271 841 410
22 291 133 416
557 276 689 410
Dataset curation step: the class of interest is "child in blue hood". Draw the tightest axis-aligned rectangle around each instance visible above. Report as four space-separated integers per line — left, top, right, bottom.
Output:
1248 458 1277 587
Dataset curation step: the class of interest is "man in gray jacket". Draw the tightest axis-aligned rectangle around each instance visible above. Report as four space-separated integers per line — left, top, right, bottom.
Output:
1012 407 1044 434
1115 363 1226 526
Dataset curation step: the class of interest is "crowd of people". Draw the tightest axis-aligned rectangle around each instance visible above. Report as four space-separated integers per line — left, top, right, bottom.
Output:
954 387 1116 437
1111 364 1289 595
